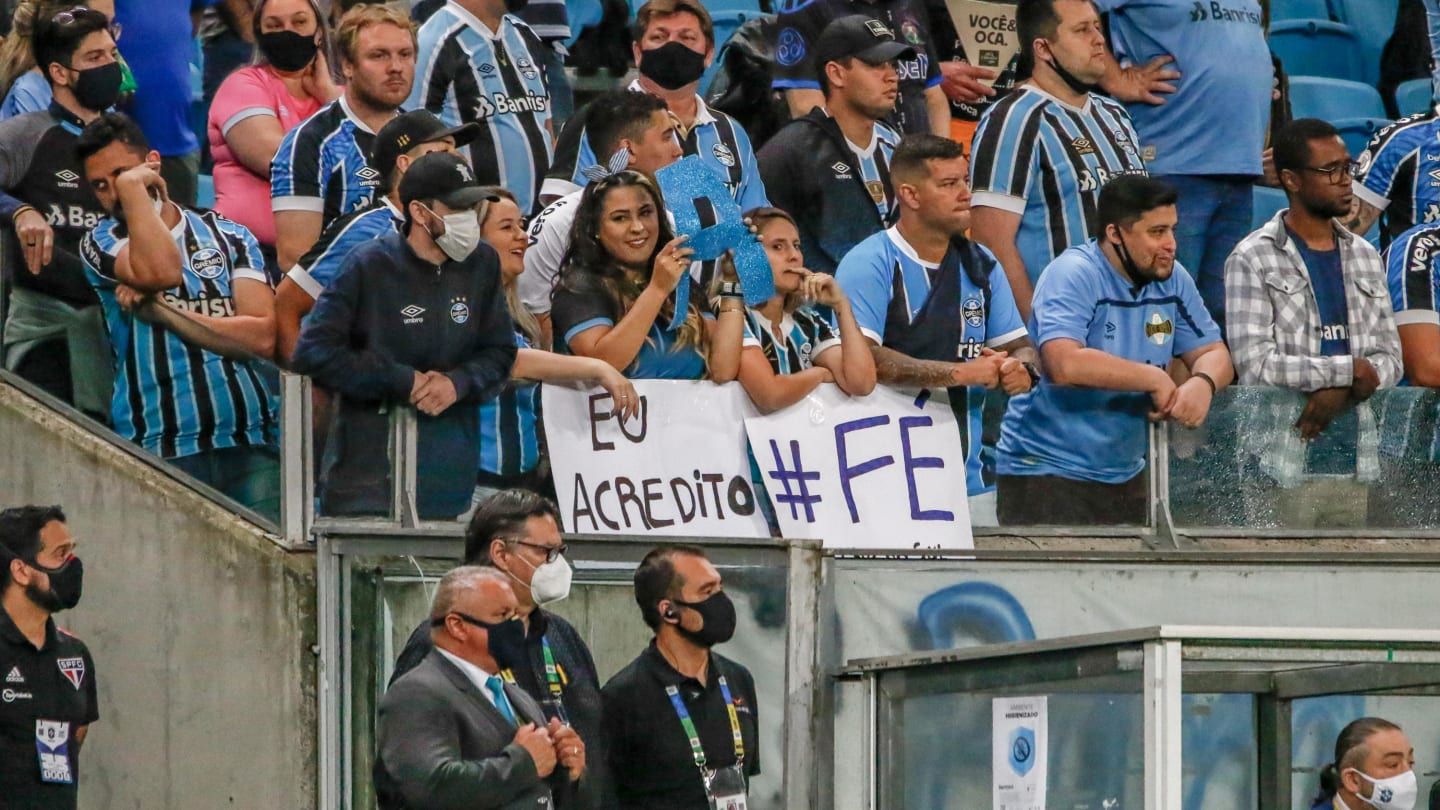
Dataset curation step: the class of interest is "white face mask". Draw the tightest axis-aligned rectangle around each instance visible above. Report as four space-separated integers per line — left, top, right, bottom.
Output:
424 207 482 262
523 553 573 605
1349 768 1417 810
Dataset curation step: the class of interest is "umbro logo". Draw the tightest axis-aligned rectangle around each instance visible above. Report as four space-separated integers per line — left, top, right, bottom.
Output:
401 305 426 324
4 666 22 683
55 170 78 182
356 166 380 180
831 161 853 178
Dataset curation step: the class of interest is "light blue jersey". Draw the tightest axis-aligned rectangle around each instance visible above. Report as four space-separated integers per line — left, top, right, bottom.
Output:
1096 0 1271 176
409 3 553 214
837 227 1027 494
998 240 1218 483
81 207 278 459
478 329 541 477
970 86 1148 283
270 96 381 226
287 199 403 298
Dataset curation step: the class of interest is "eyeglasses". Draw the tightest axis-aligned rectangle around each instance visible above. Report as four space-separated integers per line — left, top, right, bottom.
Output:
513 540 567 564
1300 160 1359 185
47 7 121 43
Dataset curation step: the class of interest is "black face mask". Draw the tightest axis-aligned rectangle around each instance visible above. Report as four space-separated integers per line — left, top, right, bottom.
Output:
68 61 122 112
670 591 736 648
25 555 84 612
436 613 529 671
1042 46 1097 96
504 0 530 12
258 29 319 73
1111 234 1152 288
638 41 707 91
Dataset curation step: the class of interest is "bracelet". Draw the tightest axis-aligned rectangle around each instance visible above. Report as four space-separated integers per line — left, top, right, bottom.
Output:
715 300 744 315
1193 371 1217 394
11 204 35 222
1021 361 1041 386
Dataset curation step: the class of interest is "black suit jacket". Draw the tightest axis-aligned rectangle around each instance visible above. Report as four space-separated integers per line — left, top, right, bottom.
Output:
374 648 556 810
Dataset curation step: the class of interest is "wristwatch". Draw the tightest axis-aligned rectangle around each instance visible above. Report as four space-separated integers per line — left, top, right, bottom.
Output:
1022 361 1041 387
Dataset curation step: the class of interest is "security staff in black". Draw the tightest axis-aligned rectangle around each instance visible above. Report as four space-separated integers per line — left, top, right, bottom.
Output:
0 505 97 810
758 15 911 275
291 152 518 520
601 545 759 810
0 7 120 414
388 489 604 810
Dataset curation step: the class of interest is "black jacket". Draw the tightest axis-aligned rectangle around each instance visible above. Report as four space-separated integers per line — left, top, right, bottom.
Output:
292 232 517 518
756 107 898 274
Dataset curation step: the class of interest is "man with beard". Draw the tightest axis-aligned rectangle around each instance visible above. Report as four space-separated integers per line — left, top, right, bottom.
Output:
968 0 1149 320
601 545 759 810
1226 119 1402 527
996 175 1232 525
758 15 909 276
0 505 97 810
270 3 415 273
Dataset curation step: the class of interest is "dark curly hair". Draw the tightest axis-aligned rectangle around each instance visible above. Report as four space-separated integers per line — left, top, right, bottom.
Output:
556 171 709 361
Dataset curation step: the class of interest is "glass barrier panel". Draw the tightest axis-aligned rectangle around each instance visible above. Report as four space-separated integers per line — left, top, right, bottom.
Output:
1168 386 1440 530
346 551 791 810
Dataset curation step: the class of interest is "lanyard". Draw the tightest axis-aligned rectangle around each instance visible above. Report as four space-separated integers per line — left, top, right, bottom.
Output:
665 674 744 779
539 636 563 698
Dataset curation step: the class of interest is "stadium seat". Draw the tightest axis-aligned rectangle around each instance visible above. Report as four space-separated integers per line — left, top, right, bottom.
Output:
1252 185 1288 232
1396 78 1435 118
1287 76 1385 122
1332 117 1392 159
1329 0 1397 87
1270 0 1334 22
1267 19 1364 82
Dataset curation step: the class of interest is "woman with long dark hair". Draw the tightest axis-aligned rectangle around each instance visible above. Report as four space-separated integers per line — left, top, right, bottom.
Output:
550 170 743 381
1311 717 1417 809
458 186 638 514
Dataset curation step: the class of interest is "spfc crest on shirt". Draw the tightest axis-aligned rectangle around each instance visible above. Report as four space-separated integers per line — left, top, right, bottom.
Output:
56 657 84 690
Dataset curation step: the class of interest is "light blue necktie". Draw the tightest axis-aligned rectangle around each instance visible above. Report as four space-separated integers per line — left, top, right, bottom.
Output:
486 675 518 725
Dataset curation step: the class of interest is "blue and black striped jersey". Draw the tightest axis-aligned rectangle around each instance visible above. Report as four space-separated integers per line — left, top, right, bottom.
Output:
80 207 278 459
478 329 541 477
408 5 553 214
543 81 769 210
287 199 404 299
270 96 383 227
741 306 841 375
969 86 1147 284
1355 111 1440 244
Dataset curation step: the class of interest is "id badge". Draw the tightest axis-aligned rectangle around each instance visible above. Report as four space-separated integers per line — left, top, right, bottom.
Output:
706 764 748 810
539 697 570 726
35 719 74 784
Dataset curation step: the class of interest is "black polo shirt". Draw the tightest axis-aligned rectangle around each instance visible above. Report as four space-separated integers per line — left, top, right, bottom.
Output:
0 607 99 810
600 642 760 810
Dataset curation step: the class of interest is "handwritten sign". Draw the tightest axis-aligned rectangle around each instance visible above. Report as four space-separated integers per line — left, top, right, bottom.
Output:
945 0 1020 86
743 385 973 549
542 381 770 538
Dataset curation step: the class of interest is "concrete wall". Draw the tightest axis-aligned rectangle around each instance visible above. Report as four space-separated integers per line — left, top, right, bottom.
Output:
0 379 317 810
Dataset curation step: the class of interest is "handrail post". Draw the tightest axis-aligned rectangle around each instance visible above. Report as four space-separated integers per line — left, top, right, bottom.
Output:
280 372 314 546
390 406 420 528
783 539 823 809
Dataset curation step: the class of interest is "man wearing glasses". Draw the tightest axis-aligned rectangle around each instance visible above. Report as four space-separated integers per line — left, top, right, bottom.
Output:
0 6 120 418
389 489 603 809
1225 118 1402 526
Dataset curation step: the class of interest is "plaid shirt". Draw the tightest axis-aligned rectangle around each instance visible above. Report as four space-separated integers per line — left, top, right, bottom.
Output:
1225 210 1402 392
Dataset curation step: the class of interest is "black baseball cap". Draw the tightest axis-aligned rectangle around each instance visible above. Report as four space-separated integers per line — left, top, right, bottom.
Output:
370 110 480 180
399 152 497 211
814 15 916 70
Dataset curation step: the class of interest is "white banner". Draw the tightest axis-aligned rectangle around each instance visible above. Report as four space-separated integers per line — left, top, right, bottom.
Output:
992 696 1047 810
946 0 1020 85
542 381 770 538
743 385 973 549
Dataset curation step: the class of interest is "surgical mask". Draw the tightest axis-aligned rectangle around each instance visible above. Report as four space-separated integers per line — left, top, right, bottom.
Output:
1349 769 1417 810
68 61 122 111
423 207 482 262
519 554 573 605
638 41 707 91
25 555 84 612
258 29 319 73
671 591 736 647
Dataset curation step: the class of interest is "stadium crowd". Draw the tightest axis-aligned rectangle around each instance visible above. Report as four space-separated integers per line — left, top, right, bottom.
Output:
0 0 1433 529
